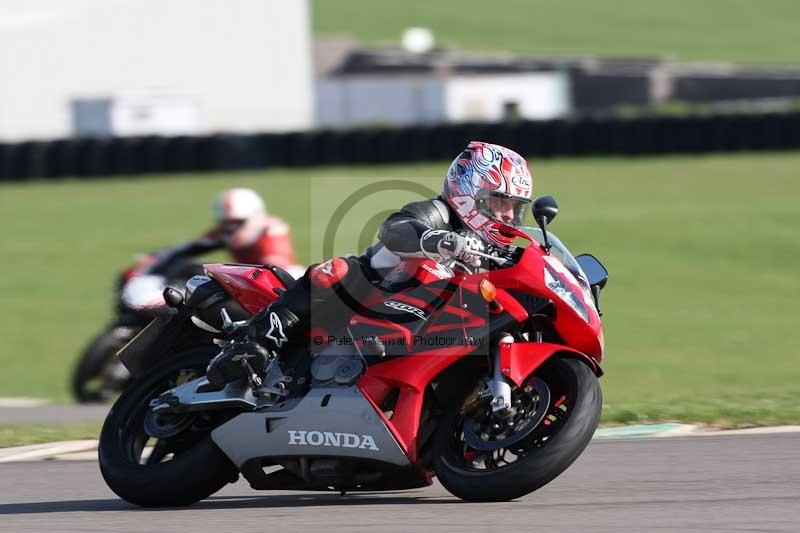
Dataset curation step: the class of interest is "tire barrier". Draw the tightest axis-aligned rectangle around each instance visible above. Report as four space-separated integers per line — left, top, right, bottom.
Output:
1 112 799 181
674 75 800 102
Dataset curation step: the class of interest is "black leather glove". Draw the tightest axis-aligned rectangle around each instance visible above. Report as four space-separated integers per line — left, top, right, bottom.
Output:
421 230 484 267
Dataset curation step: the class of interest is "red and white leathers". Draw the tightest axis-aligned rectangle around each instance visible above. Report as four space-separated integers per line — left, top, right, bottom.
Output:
226 214 302 276
211 188 304 278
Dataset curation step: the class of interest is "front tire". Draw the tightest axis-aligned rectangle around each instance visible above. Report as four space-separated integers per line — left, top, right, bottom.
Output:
72 327 135 403
98 347 238 507
433 357 601 502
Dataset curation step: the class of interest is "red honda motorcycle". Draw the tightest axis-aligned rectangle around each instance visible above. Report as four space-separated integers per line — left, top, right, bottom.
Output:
99 195 608 505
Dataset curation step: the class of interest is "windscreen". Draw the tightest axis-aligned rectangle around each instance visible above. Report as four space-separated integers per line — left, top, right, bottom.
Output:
521 227 591 290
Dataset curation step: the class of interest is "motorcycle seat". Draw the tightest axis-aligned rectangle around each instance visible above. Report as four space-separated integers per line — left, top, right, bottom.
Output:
261 264 297 290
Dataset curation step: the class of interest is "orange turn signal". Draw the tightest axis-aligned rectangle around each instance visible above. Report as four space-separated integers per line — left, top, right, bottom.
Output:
479 279 497 302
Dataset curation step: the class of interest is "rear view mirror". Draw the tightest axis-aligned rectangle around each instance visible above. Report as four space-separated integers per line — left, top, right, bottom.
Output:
532 195 559 225
531 195 559 253
576 254 608 289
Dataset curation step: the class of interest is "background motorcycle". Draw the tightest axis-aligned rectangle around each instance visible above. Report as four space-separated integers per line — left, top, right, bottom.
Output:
98 196 609 505
71 239 217 402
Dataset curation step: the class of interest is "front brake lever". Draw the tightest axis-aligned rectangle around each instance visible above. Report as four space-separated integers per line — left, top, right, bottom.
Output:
469 250 509 266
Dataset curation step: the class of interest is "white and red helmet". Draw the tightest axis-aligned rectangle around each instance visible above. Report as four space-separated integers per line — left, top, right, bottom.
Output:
213 188 267 246
213 188 266 223
443 141 533 246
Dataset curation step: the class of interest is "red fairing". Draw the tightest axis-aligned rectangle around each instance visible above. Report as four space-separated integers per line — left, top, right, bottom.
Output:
205 263 287 315
358 341 600 466
488 245 604 361
359 344 599 465
498 341 599 387
358 346 474 464
377 258 456 286
493 289 529 322
409 259 455 284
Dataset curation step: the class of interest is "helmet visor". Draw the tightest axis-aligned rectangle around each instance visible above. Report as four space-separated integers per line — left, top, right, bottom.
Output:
218 219 246 240
476 190 530 228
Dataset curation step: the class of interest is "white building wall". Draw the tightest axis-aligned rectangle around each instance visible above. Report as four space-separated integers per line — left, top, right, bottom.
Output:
315 72 571 128
316 77 444 129
444 73 571 122
0 0 313 141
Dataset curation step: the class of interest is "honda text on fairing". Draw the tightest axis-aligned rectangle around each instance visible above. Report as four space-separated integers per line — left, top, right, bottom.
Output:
98 196 608 505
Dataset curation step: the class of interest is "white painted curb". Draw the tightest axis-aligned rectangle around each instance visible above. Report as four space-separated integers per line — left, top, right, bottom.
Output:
594 424 800 440
0 397 49 407
700 425 800 436
594 423 692 439
0 440 98 463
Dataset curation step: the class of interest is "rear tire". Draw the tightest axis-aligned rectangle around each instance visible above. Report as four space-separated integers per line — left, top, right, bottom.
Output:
433 357 601 502
98 347 238 507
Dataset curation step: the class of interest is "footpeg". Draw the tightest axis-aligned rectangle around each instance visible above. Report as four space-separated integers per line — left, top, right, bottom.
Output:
149 392 180 412
253 358 291 398
237 356 263 389
255 384 290 397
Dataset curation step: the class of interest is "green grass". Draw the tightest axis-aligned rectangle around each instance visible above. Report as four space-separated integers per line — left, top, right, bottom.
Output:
0 422 102 448
314 0 800 65
1 152 800 426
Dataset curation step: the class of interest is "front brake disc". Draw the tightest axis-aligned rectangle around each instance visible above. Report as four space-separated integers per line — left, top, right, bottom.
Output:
462 377 551 451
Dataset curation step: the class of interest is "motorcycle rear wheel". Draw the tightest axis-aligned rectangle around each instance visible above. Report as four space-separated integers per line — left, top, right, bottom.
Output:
98 347 238 507
432 357 601 502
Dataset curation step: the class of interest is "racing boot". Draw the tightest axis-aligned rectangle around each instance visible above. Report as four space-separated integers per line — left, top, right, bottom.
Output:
247 303 303 356
205 303 301 389
206 257 371 389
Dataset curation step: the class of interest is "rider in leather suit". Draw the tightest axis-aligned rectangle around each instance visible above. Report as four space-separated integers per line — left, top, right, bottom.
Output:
206 141 534 387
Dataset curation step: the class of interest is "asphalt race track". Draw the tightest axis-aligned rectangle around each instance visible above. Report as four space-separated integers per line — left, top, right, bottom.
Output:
1 433 798 533
0 404 110 423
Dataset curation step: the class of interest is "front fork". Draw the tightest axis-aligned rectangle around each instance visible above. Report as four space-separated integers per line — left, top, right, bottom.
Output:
485 334 514 415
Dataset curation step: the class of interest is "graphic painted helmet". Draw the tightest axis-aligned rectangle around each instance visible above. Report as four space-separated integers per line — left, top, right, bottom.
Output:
213 188 267 243
443 141 533 246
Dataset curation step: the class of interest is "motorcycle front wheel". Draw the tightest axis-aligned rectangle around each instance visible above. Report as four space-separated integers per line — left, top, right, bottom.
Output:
71 327 135 403
98 347 239 507
432 357 601 502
